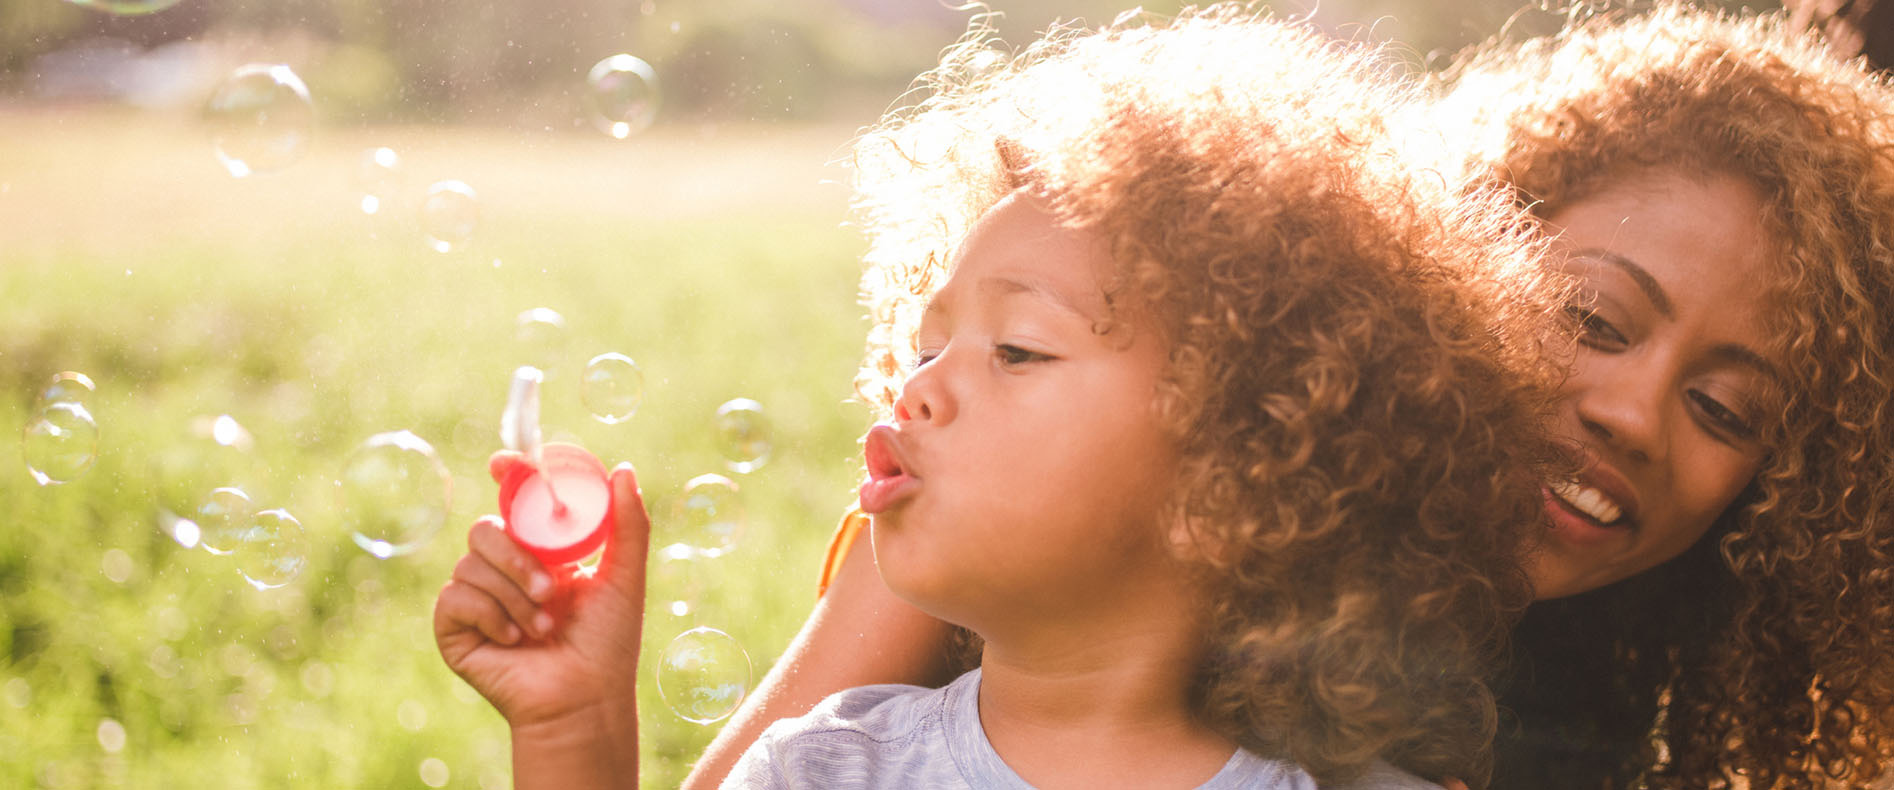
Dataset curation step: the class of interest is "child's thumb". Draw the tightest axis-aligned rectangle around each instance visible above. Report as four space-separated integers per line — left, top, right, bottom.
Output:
601 462 652 599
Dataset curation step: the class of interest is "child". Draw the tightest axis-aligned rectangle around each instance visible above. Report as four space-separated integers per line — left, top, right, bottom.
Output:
434 6 1568 788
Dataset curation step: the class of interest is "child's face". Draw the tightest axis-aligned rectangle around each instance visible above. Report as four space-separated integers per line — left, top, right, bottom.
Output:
861 193 1181 636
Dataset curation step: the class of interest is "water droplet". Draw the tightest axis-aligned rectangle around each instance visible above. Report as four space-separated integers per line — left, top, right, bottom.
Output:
583 55 661 139
581 353 644 424
357 147 401 215
195 486 254 556
234 508 308 590
205 64 315 178
421 180 479 253
514 309 569 377
714 398 772 473
339 430 452 558
60 0 181 15
656 627 750 724
22 401 99 486
669 474 743 554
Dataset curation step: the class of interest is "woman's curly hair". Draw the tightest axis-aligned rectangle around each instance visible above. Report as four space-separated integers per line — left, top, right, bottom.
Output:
1433 4 1894 788
849 5 1570 784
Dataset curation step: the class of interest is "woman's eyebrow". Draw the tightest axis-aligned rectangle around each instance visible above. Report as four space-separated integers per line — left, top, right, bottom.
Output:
1708 343 1786 392
1572 247 1674 318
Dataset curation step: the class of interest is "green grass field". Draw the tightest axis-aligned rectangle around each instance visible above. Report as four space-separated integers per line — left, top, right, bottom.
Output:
0 108 873 788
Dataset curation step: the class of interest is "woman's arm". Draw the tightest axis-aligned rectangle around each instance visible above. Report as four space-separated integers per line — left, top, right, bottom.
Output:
681 527 960 789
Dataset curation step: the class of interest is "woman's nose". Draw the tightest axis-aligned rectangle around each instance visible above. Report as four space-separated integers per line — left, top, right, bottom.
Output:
1570 357 1666 465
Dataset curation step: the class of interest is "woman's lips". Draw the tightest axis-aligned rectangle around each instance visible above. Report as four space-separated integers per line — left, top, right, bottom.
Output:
860 424 921 514
1541 485 1631 546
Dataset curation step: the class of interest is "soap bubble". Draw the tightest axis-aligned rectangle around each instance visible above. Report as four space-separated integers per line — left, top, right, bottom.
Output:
205 64 315 178
514 309 569 377
22 402 99 486
35 371 96 409
583 54 661 139
656 627 750 724
153 415 258 539
234 508 308 590
648 542 708 619
339 430 452 558
195 486 255 556
357 147 401 215
581 353 644 424
713 398 771 473
60 0 182 16
669 474 743 554
421 180 478 253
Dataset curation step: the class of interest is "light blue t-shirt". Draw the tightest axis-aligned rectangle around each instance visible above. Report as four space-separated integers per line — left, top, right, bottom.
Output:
721 669 1440 789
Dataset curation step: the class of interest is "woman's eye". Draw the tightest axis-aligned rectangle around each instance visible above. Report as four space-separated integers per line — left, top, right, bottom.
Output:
1565 304 1628 348
995 344 1050 366
1688 389 1757 440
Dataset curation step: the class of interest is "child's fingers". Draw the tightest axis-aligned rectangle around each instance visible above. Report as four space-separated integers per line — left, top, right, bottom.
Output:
434 579 524 646
487 450 525 484
451 551 552 640
468 516 556 604
601 462 652 600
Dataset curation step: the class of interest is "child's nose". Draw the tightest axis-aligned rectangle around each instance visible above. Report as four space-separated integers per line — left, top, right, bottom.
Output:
895 359 955 425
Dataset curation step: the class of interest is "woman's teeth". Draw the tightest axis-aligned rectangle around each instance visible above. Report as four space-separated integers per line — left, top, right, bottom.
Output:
1551 479 1623 525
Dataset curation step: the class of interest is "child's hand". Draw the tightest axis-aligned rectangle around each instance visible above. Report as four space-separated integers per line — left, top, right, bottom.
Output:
433 451 651 733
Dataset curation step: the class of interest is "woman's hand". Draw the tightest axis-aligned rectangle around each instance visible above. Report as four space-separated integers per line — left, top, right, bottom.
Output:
433 451 649 787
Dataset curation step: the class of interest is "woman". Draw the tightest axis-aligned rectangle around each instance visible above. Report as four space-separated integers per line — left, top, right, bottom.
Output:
685 6 1894 789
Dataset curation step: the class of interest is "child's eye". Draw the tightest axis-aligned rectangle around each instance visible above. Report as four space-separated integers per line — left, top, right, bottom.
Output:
1687 389 1758 442
1565 304 1629 349
995 344 1052 366
914 349 941 369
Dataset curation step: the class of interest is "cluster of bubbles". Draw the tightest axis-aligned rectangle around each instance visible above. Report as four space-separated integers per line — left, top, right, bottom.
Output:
21 372 100 486
25 9 775 731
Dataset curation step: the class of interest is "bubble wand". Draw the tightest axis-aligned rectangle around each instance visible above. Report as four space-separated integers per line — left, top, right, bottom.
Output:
498 367 613 565
500 366 564 517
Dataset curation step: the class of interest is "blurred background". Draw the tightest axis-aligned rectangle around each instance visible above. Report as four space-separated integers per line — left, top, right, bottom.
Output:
0 1 1782 788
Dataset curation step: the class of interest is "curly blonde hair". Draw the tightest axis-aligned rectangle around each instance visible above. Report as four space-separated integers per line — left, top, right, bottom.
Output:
1434 5 1894 788
849 6 1569 784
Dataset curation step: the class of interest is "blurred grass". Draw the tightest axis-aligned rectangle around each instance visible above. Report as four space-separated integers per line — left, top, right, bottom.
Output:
0 108 870 789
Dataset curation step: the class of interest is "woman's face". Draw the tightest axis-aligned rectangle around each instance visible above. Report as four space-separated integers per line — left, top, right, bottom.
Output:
1527 169 1779 600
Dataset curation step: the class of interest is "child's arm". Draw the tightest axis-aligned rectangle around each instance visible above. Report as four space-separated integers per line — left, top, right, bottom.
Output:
434 452 650 790
681 528 962 790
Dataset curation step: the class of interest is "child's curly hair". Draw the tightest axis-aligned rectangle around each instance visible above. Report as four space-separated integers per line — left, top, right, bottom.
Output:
1434 4 1894 788
849 5 1570 784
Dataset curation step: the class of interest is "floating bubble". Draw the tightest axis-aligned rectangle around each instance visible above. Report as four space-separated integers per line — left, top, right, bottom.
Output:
670 474 743 554
195 486 255 556
339 430 452 559
35 371 96 409
234 508 308 590
583 54 661 139
153 414 257 538
421 180 478 253
581 353 644 424
648 542 708 619
205 64 315 178
656 626 750 724
95 718 125 753
714 398 772 473
357 147 401 215
60 0 182 16
514 309 569 377
22 401 99 486
420 757 450 788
